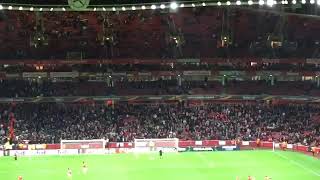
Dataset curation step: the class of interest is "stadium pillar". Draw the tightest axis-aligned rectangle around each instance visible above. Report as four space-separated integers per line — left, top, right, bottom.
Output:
222 75 226 86
270 75 274 86
178 75 182 87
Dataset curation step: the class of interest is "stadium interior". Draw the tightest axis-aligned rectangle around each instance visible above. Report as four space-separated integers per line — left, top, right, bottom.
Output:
0 0 320 180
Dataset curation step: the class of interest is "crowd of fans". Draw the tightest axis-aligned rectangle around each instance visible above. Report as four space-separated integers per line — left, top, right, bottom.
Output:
0 102 319 147
3 62 320 73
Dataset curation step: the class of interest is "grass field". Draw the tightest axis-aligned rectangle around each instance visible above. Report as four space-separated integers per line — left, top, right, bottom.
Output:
1 150 320 180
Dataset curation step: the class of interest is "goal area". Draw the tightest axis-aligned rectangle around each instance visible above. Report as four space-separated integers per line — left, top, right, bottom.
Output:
60 139 106 154
134 138 179 153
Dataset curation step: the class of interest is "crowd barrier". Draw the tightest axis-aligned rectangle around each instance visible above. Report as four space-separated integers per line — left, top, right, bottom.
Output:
2 140 319 157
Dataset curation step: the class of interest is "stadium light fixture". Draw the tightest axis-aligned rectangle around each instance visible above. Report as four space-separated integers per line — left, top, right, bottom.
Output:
50 7 54 11
93 7 96 11
317 0 320 5
267 0 274 6
62 7 66 11
218 1 222 5
132 6 136 10
160 4 165 9
112 7 116 11
39 7 43 11
236 0 242 5
151 5 157 9
192 3 196 7
170 2 178 9
8 6 12 10
227 1 231 5
19 6 23 10
141 5 146 9
103 7 106 11
274 0 277 4
310 0 315 4
180 3 184 7
122 7 126 11
248 0 253 5
292 0 297 4
259 0 265 5
0 5 3 10
202 2 206 6
30 7 34 11
301 0 306 3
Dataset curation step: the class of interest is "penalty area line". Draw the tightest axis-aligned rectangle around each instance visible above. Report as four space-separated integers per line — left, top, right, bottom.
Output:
273 151 320 177
197 152 215 168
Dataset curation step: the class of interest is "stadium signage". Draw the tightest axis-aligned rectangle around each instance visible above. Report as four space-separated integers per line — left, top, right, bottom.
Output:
22 72 48 78
50 72 79 78
221 146 239 151
242 96 256 100
261 59 281 63
156 71 176 76
92 97 121 101
148 97 163 100
138 72 152 76
183 71 211 76
6 73 20 78
219 141 226 145
286 72 300 76
306 58 320 64
177 59 200 63
242 141 250 146
256 71 282 76
0 98 24 102
219 71 245 76
187 96 215 99
281 97 309 101
192 147 213 151
112 72 127 76
195 141 202 145
177 148 186 152
94 73 110 77
0 95 318 103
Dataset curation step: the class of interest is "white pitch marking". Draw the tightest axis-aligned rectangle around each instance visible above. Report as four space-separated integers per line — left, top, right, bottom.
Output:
274 152 320 177
197 152 215 168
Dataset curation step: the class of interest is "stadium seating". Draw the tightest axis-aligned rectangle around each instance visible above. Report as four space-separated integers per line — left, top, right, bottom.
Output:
0 103 319 147
0 8 320 59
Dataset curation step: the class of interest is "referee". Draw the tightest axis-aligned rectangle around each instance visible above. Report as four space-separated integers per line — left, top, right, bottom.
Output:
159 149 163 159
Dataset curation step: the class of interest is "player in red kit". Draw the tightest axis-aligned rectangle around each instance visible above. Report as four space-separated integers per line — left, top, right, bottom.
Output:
256 138 261 148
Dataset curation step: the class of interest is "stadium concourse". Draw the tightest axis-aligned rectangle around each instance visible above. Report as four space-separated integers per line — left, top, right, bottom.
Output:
1 79 320 96
0 102 319 146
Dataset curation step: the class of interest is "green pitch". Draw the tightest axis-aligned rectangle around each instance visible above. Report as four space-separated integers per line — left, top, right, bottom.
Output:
0 150 319 180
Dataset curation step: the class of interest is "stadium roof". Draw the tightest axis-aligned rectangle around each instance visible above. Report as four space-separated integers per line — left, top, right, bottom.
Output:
0 0 195 5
